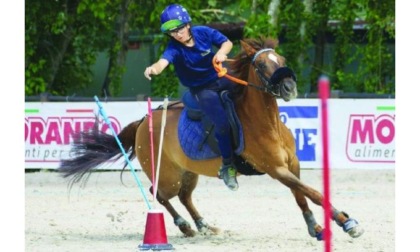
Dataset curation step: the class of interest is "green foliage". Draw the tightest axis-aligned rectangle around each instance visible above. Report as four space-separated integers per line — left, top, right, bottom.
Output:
25 59 47 95
324 0 394 94
25 0 111 96
277 0 310 94
151 64 180 98
328 0 358 92
241 0 394 95
25 0 395 98
357 0 395 93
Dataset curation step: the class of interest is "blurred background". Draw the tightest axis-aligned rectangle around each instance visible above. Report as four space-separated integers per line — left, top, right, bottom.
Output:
25 0 395 101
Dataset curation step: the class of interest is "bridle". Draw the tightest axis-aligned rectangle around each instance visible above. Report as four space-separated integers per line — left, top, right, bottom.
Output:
251 48 279 95
213 48 296 96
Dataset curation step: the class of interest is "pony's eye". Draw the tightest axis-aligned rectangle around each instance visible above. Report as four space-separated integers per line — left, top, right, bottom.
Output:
258 63 266 70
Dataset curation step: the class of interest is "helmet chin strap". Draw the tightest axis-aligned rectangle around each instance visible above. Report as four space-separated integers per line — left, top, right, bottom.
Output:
183 27 193 44
184 35 193 44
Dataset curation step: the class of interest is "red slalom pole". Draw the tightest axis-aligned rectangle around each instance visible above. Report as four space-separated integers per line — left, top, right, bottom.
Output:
147 97 156 200
318 75 332 252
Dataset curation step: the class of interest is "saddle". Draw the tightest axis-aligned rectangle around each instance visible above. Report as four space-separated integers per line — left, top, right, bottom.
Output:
178 91 264 176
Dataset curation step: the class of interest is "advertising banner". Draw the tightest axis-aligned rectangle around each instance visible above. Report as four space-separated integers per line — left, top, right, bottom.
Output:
279 99 395 169
25 99 395 170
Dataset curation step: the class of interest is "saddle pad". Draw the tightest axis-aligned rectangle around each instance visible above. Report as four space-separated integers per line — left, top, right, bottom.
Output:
178 109 219 160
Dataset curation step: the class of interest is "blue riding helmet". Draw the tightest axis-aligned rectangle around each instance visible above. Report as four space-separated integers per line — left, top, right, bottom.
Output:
160 4 192 33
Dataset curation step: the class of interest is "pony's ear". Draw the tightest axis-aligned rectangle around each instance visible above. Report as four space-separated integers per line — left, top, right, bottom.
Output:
240 40 256 58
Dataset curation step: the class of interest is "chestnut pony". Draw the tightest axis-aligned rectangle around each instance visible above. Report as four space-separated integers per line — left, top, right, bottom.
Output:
59 38 363 240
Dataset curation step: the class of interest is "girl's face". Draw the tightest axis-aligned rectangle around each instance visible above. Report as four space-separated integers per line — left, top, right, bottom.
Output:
169 24 191 43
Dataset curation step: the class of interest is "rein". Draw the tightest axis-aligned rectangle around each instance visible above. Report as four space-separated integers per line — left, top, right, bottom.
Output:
212 57 267 92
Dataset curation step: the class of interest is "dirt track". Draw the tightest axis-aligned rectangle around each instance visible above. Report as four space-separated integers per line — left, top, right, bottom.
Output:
25 169 394 252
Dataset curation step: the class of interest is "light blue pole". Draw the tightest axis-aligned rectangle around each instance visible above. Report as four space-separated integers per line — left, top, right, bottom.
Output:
94 96 151 210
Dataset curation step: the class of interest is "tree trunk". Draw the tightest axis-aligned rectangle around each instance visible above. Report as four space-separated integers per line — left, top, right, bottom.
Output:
46 0 80 90
299 0 314 93
310 0 331 92
268 0 280 27
101 0 130 97
251 0 257 15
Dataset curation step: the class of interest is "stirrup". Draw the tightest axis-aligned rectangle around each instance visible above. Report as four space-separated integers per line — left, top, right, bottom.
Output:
218 165 239 191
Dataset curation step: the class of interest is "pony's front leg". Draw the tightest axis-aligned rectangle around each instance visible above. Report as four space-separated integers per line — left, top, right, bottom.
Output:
269 167 364 239
303 209 365 240
332 210 365 238
303 211 324 240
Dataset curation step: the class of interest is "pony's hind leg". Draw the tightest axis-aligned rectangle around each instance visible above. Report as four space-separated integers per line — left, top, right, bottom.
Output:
178 171 221 235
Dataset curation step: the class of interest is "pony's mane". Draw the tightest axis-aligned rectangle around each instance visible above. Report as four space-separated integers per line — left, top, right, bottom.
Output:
229 38 278 80
229 37 279 81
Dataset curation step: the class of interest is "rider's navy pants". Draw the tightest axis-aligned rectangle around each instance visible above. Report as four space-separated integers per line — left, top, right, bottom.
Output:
189 77 235 164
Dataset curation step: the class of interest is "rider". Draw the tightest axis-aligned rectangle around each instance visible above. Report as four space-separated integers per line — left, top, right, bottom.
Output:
143 4 239 191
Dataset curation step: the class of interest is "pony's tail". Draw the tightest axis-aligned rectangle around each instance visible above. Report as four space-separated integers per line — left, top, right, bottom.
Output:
58 117 144 188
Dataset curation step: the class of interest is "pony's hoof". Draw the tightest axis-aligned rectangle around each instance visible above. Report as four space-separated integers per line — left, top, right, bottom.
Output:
195 218 220 235
198 225 221 235
343 218 364 238
179 224 197 237
315 230 324 241
182 228 197 237
347 225 364 238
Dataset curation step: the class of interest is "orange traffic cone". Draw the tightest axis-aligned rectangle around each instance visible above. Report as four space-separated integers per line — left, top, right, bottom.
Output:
138 209 174 251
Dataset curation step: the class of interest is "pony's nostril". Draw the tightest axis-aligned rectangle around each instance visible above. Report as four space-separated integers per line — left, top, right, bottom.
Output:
284 82 294 92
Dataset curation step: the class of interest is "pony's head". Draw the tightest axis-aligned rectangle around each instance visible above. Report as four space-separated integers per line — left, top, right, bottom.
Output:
231 38 298 101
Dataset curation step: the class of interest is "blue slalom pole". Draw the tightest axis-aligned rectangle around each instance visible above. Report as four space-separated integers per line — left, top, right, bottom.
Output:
94 96 151 210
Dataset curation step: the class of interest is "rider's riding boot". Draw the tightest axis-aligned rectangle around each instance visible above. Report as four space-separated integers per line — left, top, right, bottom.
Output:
218 159 239 191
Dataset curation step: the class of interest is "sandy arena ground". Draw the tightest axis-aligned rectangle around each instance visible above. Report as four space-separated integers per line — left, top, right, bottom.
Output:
25 169 394 252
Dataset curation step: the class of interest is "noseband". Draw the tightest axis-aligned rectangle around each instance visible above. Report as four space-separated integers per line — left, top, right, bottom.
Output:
251 48 297 96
